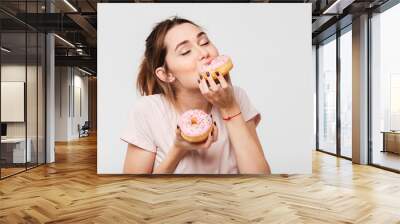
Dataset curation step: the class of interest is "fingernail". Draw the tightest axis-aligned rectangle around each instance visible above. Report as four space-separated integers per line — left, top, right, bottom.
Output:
216 71 220 76
200 75 203 80
211 130 213 136
197 79 200 83
210 114 213 118
177 125 179 129
206 72 210 77
214 121 216 126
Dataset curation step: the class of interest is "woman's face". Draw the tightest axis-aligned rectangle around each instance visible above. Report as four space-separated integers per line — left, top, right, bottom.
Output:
163 23 219 90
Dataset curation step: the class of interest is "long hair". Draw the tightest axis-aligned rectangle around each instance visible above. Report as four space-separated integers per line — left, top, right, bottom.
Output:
136 16 201 103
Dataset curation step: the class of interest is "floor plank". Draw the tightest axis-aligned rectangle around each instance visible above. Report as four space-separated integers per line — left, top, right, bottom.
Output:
1 134 400 223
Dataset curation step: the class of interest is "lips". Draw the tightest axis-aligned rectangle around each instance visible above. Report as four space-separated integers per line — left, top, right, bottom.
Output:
198 59 213 73
204 58 213 66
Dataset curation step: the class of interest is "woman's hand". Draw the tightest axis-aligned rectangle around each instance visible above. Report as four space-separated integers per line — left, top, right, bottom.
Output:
198 72 238 112
173 121 218 156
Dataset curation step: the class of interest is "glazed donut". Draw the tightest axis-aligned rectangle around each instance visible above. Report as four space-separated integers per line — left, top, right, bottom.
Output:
199 55 233 80
178 109 213 143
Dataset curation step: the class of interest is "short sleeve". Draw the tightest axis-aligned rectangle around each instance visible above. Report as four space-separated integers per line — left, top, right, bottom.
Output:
120 98 157 153
233 86 261 127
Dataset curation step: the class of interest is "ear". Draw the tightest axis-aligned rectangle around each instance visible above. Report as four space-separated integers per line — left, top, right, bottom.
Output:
155 67 175 83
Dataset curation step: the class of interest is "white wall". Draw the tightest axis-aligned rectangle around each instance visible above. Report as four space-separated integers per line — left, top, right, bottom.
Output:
55 67 89 141
1 65 26 127
72 72 89 138
1 82 24 122
55 66 69 141
98 3 313 174
1 65 41 138
1 63 46 163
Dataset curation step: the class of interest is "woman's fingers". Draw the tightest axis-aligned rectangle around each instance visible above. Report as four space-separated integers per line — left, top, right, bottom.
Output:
177 123 217 154
216 71 229 89
175 125 183 140
212 121 218 142
198 74 210 95
206 72 219 92
199 129 214 150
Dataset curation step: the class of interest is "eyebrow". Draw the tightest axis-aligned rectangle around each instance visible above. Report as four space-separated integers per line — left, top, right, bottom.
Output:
174 31 207 52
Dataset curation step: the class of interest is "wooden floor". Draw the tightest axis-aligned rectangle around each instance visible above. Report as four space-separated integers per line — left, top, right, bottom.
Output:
1 134 400 223
1 167 26 178
1 163 45 178
373 151 400 171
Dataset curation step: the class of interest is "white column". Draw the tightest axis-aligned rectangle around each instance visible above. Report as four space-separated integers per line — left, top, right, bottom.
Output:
46 1 55 163
46 33 55 163
352 14 369 164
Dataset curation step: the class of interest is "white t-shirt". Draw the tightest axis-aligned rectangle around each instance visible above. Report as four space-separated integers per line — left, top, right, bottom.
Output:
120 85 261 174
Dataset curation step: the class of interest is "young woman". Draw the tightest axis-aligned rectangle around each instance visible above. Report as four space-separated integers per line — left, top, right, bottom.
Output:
121 16 271 174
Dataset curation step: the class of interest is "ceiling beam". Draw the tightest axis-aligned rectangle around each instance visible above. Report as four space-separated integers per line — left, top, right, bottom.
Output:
67 13 97 46
322 0 356 14
55 55 96 69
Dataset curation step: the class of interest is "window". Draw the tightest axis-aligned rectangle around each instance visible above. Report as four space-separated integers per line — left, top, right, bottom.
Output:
370 2 400 171
339 28 352 158
0 1 47 179
318 36 337 154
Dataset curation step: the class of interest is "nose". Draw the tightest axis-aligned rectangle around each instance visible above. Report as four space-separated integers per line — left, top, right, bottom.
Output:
197 45 209 61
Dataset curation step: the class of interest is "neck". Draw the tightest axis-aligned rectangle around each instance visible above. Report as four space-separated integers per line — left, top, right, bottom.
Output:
174 88 212 114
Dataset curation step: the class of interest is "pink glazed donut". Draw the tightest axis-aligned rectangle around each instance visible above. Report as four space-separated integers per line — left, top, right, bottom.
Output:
178 109 213 143
199 55 233 80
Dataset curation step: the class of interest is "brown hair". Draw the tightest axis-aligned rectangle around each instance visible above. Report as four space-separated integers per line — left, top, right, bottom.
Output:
136 16 201 103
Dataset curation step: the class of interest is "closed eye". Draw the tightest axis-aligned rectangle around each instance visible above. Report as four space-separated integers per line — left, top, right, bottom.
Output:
180 41 209 56
181 50 191 56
